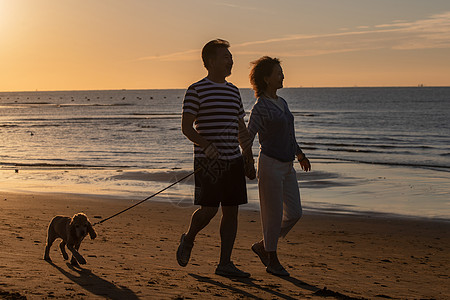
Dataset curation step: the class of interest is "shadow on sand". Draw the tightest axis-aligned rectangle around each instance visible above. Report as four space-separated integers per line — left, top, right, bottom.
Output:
189 273 320 300
47 261 139 300
276 275 320 292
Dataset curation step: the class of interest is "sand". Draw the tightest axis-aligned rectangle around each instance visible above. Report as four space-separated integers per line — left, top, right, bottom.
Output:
0 191 448 299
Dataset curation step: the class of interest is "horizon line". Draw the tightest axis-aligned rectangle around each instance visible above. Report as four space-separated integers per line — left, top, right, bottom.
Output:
1 85 449 93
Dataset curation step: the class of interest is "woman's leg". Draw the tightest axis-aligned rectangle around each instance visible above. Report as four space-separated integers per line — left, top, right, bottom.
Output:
280 165 302 238
266 164 300 276
256 155 294 276
257 154 283 252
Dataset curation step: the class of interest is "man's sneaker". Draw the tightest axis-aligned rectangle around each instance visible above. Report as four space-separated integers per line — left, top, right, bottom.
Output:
176 233 193 267
251 242 269 266
215 261 251 278
266 264 290 277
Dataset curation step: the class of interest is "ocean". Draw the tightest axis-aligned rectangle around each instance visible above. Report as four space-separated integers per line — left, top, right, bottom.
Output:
1 87 449 219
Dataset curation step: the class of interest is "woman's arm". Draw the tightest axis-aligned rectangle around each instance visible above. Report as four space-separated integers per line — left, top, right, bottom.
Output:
238 118 254 160
238 117 256 180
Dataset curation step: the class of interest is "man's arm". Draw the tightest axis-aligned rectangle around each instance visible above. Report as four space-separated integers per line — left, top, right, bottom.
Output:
181 112 219 159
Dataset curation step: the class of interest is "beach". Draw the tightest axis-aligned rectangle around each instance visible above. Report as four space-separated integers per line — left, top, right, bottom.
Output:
1 191 448 299
1 0 450 298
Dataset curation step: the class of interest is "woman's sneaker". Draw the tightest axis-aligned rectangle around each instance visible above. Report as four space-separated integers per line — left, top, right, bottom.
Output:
266 264 290 277
251 242 269 266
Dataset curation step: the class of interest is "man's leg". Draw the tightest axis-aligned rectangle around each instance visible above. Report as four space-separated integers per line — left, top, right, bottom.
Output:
177 206 218 267
219 205 238 265
185 206 218 244
215 205 250 278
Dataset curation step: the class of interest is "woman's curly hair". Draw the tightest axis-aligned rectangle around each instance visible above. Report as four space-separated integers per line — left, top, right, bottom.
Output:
249 56 281 98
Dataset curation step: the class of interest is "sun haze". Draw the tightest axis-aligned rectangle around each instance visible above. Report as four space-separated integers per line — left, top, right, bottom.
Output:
1 0 449 91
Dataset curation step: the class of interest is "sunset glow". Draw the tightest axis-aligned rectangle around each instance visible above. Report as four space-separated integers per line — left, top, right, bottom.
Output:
1 0 449 91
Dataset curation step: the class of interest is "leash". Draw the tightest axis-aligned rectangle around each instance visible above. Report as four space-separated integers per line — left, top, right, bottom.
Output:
92 169 198 226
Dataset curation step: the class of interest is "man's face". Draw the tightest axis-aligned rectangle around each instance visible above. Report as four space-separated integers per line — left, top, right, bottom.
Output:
209 47 233 77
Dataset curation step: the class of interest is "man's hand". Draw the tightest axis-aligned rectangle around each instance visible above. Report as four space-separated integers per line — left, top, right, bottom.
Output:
182 113 220 160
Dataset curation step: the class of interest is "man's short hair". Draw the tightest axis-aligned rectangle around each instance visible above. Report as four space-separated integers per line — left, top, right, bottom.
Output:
201 39 230 70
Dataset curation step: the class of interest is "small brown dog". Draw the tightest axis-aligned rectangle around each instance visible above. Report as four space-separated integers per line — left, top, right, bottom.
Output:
44 213 97 266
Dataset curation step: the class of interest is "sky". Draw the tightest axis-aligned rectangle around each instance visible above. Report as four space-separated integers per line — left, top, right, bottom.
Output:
1 0 450 91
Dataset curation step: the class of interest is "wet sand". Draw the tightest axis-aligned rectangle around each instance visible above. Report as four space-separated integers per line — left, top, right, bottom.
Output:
0 191 449 299
2 159 449 220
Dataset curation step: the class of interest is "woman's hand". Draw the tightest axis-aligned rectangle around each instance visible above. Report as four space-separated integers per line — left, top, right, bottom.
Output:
297 154 311 172
243 153 256 180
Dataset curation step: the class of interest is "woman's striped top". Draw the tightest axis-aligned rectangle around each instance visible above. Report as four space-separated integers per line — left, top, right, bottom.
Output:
182 77 245 160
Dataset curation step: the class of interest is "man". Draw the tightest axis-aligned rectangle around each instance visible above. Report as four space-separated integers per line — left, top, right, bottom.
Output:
176 39 255 277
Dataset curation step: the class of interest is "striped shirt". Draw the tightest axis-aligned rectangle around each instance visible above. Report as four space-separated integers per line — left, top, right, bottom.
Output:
182 77 245 160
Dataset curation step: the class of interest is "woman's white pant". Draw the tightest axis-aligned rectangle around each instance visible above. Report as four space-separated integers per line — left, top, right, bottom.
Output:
257 153 302 252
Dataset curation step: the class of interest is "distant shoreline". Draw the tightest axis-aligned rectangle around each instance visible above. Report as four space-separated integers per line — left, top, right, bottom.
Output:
1 85 450 93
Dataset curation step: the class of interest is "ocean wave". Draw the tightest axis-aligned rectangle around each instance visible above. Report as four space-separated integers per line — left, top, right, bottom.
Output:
325 147 425 155
11 115 180 122
291 112 316 117
313 156 450 171
29 124 62 128
0 162 126 169
10 102 53 105
311 135 383 142
302 141 437 150
326 148 379 154
0 105 29 109
307 135 438 145
128 115 180 119
1 101 136 107
130 113 180 116
301 202 450 220
57 103 135 107
110 170 194 183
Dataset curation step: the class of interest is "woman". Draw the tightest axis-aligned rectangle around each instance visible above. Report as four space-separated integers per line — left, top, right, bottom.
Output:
246 56 311 276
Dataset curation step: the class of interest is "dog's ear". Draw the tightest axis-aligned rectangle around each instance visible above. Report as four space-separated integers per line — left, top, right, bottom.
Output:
88 222 97 240
69 215 76 226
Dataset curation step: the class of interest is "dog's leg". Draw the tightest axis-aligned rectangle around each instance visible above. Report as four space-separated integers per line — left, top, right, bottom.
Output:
70 243 80 266
68 244 86 265
44 227 57 261
59 241 69 260
70 255 79 266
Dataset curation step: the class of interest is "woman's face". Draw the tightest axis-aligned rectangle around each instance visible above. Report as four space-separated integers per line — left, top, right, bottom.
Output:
265 64 284 91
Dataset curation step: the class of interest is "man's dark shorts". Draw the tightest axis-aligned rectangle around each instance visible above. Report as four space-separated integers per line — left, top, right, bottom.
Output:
194 157 248 207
